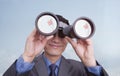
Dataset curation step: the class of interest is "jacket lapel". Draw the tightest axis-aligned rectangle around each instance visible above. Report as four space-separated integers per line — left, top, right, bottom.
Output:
34 55 49 76
34 55 72 76
58 56 72 76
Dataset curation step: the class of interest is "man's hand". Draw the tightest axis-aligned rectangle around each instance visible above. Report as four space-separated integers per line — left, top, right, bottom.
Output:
23 28 53 62
66 37 96 67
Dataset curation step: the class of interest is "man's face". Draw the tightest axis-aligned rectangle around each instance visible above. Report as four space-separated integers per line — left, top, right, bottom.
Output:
44 33 68 57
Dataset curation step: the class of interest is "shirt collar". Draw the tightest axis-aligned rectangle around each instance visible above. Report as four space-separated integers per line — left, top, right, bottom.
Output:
42 53 61 68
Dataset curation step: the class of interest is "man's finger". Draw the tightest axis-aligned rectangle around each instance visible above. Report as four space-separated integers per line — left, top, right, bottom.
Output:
46 35 54 40
65 36 76 48
42 35 54 44
31 28 37 36
85 39 93 45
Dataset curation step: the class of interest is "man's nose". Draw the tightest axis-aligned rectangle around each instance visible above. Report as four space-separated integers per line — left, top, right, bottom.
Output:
52 33 61 43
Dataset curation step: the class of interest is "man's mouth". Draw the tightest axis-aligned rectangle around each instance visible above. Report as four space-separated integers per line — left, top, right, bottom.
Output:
49 43 61 48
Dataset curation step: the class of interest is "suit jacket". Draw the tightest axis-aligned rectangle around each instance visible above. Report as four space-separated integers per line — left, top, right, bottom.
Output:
3 55 108 76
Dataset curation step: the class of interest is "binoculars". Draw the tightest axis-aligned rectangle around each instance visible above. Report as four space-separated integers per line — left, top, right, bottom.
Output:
35 12 95 39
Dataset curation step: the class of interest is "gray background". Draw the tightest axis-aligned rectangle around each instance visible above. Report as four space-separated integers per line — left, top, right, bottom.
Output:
0 0 120 76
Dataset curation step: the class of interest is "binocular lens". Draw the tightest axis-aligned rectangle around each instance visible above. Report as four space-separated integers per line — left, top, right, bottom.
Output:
73 18 95 39
35 12 59 35
35 12 95 39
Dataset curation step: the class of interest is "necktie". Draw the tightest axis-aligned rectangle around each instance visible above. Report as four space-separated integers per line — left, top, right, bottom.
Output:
49 64 57 76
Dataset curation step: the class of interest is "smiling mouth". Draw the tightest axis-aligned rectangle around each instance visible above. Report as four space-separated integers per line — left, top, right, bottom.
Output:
49 43 61 48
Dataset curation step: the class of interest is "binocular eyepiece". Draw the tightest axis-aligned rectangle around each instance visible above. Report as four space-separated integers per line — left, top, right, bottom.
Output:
35 12 95 39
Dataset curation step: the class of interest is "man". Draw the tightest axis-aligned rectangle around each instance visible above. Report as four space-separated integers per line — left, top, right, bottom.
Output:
3 14 108 76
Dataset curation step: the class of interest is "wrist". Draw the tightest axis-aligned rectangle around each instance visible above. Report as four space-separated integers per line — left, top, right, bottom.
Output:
22 54 35 63
82 57 97 67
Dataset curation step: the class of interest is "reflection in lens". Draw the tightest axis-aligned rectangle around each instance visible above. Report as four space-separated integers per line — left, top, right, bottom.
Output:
74 20 92 38
37 15 57 34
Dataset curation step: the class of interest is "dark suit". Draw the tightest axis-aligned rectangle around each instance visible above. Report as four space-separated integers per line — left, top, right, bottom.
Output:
3 55 108 76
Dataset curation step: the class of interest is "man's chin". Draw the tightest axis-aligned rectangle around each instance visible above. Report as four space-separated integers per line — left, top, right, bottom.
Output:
47 51 62 56
50 51 61 55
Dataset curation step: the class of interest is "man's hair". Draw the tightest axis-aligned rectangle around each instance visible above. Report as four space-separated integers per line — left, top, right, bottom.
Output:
56 15 69 25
